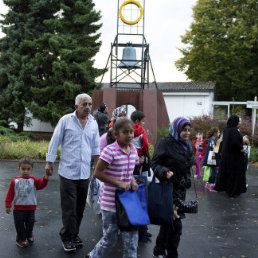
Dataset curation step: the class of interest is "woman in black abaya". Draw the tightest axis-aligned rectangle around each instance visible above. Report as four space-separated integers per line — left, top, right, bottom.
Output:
215 115 246 197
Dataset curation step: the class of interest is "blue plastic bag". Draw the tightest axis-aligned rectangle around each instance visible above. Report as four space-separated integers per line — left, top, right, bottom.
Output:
116 183 150 231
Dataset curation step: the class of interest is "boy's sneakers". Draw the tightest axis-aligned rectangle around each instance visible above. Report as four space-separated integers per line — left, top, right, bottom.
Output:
16 240 29 248
27 236 34 245
62 239 76 252
73 235 83 247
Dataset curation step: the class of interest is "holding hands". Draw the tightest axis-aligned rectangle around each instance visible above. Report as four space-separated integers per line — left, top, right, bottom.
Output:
45 162 54 176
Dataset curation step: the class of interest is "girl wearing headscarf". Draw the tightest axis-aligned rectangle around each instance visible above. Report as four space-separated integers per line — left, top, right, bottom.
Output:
108 106 126 128
215 115 246 197
151 117 194 258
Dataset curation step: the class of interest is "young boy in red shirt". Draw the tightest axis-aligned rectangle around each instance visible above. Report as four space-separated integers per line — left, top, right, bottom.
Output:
130 110 150 176
130 110 151 243
5 157 49 248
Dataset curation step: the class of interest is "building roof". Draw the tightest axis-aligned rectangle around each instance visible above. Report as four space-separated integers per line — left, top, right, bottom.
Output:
103 81 215 92
156 82 215 92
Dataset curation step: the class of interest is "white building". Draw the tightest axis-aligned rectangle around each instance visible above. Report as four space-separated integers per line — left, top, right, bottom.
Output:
157 82 215 122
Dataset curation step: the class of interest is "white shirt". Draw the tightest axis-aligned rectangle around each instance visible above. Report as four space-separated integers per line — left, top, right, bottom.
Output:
46 111 100 180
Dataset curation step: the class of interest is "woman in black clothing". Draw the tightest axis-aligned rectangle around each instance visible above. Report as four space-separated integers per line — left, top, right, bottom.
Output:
94 103 109 136
151 117 194 258
215 115 246 197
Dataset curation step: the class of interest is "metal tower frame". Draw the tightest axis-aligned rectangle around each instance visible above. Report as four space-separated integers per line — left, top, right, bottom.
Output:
100 0 157 89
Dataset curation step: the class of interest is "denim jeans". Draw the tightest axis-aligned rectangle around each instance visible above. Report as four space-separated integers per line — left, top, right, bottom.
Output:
89 210 138 258
13 210 35 242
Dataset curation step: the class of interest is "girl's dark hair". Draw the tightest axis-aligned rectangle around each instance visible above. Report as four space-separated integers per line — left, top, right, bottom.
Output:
130 110 145 122
98 103 106 113
19 157 34 168
114 118 133 132
207 127 219 138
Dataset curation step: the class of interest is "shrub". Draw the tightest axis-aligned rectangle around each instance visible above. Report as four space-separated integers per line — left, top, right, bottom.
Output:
249 147 258 163
0 126 15 136
189 115 258 146
189 115 226 141
0 138 60 160
149 144 154 160
157 127 169 140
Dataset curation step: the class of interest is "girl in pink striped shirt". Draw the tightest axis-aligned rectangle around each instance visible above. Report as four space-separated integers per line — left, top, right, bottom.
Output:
86 118 139 258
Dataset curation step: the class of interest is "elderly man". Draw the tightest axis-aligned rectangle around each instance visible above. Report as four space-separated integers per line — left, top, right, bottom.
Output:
45 93 100 252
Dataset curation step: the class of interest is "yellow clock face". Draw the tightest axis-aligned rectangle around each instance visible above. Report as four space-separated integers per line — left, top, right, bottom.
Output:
119 0 143 25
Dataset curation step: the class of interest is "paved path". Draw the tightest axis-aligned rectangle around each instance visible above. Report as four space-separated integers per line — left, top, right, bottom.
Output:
0 161 257 258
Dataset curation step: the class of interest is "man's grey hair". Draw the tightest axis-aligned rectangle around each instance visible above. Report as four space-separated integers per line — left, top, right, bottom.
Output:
75 93 92 105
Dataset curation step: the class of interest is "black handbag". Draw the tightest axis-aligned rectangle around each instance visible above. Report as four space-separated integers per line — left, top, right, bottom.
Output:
174 198 198 213
175 171 198 214
147 175 174 227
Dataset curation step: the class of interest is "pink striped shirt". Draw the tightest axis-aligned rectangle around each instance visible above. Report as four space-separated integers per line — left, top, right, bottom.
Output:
98 140 139 212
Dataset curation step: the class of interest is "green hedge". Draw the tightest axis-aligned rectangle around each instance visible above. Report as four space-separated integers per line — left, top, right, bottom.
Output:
0 136 60 160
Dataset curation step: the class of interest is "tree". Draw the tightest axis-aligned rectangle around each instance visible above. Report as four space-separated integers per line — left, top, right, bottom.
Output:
26 0 103 126
0 0 59 131
176 0 258 101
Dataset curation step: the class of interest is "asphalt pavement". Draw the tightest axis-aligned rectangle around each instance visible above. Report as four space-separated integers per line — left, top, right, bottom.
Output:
0 161 257 258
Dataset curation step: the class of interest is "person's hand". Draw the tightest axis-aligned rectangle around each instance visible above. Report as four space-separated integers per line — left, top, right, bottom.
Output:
45 162 54 176
199 154 202 158
131 181 139 191
118 182 131 191
173 205 180 220
166 171 174 179
6 207 11 214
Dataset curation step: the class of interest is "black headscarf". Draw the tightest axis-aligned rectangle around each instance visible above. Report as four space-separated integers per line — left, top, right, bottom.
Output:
227 115 239 128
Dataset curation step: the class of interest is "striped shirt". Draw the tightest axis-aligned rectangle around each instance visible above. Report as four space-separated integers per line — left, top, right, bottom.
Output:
99 141 139 212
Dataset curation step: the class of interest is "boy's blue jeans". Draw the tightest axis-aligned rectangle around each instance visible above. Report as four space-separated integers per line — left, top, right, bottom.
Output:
13 210 35 242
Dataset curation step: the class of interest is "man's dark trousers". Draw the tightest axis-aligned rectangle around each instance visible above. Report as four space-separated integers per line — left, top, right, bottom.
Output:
59 176 89 241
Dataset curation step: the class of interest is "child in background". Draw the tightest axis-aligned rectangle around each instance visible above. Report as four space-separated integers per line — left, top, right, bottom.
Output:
130 110 150 177
203 128 220 191
5 157 49 248
243 135 251 180
193 131 206 177
130 110 152 243
85 118 139 258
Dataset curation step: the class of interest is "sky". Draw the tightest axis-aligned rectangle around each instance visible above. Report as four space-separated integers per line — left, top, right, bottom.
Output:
0 0 198 82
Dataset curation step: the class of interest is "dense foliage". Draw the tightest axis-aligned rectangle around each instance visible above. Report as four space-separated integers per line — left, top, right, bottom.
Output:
0 0 60 131
176 0 258 101
26 0 104 125
0 0 103 129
